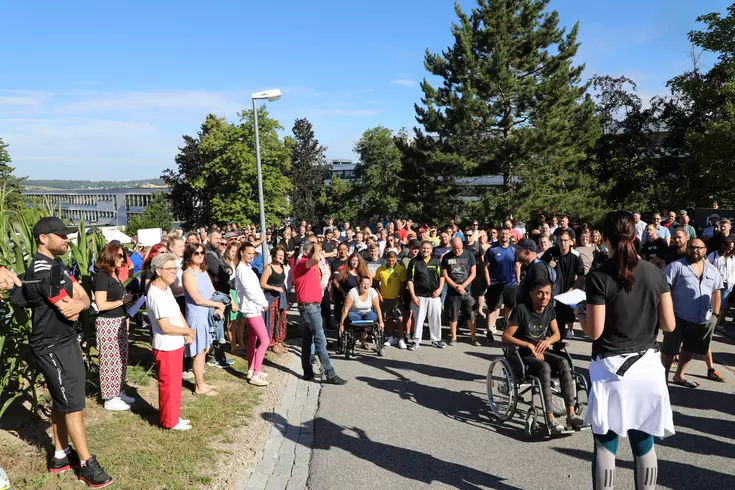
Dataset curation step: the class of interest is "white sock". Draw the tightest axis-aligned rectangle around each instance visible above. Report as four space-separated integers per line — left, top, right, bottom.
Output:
54 449 67 459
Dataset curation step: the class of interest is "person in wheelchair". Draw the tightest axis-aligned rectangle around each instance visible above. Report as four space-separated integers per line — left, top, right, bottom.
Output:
502 279 585 435
339 275 385 351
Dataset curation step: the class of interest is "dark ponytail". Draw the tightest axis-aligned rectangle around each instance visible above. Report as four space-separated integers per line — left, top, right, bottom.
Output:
602 211 638 293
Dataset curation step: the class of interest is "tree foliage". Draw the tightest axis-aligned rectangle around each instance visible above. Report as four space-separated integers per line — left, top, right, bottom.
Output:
416 0 601 222
287 118 329 223
316 176 358 224
125 192 174 237
162 107 291 230
0 138 27 214
353 126 403 221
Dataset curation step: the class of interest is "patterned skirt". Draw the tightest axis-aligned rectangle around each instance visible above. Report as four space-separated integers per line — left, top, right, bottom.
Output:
264 294 287 346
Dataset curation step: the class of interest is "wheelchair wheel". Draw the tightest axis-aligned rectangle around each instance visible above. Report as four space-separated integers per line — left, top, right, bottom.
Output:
574 375 589 418
372 328 384 357
486 357 518 422
524 407 539 439
341 331 352 359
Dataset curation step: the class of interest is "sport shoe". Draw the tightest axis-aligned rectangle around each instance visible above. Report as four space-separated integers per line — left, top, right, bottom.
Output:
566 329 575 340
432 341 446 349
182 370 195 380
207 359 225 368
548 417 566 436
178 417 190 425
246 369 254 380
447 339 456 346
489 325 498 334
103 397 131 411
78 455 113 488
567 414 587 430
398 339 407 349
407 342 419 351
119 391 135 404
49 447 81 474
224 357 236 366
384 336 395 347
249 374 270 386
323 375 348 385
171 420 192 431
708 369 726 382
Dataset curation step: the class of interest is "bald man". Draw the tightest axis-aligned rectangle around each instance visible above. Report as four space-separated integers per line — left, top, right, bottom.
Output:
441 238 478 345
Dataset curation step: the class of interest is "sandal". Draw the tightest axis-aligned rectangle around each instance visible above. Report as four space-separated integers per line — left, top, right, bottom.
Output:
194 389 219 397
672 379 699 389
708 369 727 383
671 357 679 370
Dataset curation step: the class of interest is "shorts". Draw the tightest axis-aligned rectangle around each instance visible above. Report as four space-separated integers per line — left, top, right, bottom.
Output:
403 290 412 313
485 284 518 311
382 298 403 321
33 341 87 414
661 316 716 356
445 293 476 323
554 302 577 326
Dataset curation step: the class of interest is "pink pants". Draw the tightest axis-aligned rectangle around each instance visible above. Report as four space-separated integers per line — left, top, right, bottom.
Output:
153 347 184 429
246 316 269 374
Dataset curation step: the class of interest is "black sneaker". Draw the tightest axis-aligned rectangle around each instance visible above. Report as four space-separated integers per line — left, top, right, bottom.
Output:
323 375 348 385
447 339 456 346
49 447 81 474
78 455 113 488
431 341 446 349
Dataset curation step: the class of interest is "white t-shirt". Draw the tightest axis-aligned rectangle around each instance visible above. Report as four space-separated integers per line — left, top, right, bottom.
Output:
348 287 378 314
146 285 186 351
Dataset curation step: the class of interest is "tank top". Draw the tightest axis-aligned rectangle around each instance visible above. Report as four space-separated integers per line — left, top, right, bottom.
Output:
266 264 286 297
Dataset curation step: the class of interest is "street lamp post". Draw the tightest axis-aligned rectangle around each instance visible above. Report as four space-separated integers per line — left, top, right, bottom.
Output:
251 89 282 264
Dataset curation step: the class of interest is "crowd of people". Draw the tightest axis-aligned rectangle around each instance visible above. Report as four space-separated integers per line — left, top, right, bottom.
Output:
1 205 731 488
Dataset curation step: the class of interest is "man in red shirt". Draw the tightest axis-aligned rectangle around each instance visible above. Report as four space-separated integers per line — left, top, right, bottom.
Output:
292 241 347 385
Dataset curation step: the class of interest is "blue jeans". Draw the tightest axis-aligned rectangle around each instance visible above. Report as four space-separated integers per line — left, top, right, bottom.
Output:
300 304 335 379
348 311 378 322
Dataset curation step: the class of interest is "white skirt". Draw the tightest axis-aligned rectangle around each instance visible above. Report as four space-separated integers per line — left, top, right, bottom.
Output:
585 348 675 438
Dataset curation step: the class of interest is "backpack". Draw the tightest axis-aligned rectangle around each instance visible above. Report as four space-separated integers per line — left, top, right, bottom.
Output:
533 258 559 297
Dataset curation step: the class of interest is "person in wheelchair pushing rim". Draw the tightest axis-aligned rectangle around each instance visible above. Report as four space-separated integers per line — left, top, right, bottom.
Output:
339 276 385 350
502 279 586 435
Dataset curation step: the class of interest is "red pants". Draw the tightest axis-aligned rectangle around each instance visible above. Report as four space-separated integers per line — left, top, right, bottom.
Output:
153 347 184 429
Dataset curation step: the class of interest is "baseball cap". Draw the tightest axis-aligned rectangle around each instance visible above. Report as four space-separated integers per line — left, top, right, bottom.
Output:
32 217 77 237
516 238 537 253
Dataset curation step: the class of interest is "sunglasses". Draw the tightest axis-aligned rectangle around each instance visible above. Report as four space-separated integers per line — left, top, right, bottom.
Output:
193 251 205 256
116 253 124 259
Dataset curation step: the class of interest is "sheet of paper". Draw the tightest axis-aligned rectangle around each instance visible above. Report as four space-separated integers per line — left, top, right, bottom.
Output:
127 295 147 318
554 289 586 308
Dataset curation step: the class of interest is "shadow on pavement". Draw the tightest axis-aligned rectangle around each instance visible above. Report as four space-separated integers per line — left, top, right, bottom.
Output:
356 355 485 382
554 447 735 490
672 411 735 440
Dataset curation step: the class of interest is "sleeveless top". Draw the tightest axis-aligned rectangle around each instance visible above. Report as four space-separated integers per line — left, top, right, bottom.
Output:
266 264 286 297
183 269 213 328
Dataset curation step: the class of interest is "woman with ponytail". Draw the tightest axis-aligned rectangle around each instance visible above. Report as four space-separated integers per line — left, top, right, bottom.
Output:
581 211 676 490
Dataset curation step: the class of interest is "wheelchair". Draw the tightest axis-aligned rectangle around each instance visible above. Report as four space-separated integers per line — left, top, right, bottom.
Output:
339 319 385 359
486 342 589 438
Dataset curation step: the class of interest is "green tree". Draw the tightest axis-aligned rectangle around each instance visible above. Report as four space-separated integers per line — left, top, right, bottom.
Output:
353 126 403 221
0 138 27 213
287 118 329 223
667 4 735 207
315 176 358 224
125 192 174 237
162 107 291 229
416 0 601 222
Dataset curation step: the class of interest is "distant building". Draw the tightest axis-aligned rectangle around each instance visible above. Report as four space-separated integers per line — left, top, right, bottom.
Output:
22 188 169 226
325 159 356 183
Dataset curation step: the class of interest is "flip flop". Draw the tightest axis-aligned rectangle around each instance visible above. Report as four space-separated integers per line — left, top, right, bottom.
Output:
672 379 699 389
194 388 219 397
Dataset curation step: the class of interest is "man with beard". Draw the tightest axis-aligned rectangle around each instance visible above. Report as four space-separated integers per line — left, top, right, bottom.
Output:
442 238 478 346
664 229 689 266
661 239 724 388
484 228 520 339
541 231 585 339
707 218 734 255
9 218 113 487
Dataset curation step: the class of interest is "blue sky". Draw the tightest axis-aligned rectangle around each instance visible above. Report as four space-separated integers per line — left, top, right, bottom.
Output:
0 0 730 180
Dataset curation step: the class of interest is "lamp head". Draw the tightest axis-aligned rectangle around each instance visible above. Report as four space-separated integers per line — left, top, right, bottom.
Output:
252 89 282 102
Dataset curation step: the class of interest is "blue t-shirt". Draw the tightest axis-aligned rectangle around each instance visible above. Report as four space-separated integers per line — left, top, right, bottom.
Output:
130 252 143 274
485 244 518 286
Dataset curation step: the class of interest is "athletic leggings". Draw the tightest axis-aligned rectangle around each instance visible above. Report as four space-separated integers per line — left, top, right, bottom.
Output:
593 430 657 490
246 315 269 374
522 351 575 411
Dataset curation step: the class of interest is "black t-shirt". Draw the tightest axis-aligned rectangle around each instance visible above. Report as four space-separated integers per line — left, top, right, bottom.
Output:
518 260 550 307
441 249 477 295
541 247 584 292
15 253 78 354
641 237 667 262
322 241 337 263
586 259 670 358
664 246 686 266
509 303 556 344
330 259 348 301
94 272 126 318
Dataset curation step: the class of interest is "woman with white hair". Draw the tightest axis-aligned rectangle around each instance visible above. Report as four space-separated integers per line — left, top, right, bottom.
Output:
146 252 197 431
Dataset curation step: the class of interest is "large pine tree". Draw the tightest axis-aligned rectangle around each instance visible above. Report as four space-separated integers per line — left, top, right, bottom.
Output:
416 0 602 222
288 118 328 223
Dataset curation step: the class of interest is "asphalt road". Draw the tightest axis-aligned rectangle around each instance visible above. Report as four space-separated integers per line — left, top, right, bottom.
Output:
307 323 735 490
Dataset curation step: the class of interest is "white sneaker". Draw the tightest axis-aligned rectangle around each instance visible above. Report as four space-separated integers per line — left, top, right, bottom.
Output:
179 417 190 425
398 339 407 349
384 336 395 347
249 374 269 387
489 325 498 334
171 420 192 431
182 370 195 380
119 391 135 404
104 397 131 411
566 329 575 339
246 369 254 380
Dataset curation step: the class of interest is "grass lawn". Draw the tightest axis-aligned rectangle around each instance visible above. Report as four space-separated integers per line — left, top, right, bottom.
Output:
0 332 264 490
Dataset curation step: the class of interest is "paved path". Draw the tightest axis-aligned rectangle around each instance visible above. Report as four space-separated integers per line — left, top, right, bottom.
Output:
244 347 320 490
308 325 735 490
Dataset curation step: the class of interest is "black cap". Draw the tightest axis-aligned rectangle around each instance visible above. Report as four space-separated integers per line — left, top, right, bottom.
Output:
409 239 422 249
32 217 77 237
516 238 537 253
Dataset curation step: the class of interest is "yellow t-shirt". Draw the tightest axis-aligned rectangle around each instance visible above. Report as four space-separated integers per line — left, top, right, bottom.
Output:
375 264 407 300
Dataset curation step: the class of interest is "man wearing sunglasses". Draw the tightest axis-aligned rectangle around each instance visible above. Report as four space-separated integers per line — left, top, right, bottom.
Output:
9 217 113 487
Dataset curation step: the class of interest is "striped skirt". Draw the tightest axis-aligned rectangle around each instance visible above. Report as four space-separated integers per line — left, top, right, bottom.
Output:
185 319 212 358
